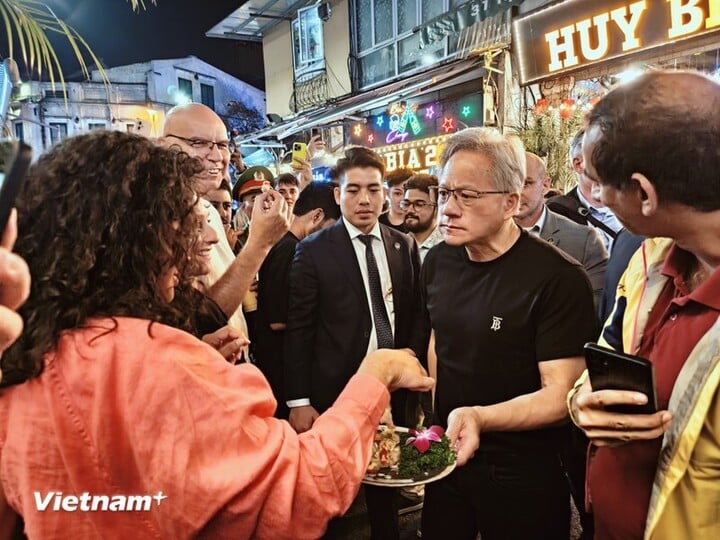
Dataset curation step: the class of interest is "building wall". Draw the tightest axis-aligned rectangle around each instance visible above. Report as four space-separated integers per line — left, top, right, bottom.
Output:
97 56 266 117
263 22 295 117
11 56 268 158
263 0 351 118
11 81 171 158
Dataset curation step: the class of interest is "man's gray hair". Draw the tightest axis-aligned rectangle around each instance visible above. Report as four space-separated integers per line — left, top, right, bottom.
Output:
439 128 525 193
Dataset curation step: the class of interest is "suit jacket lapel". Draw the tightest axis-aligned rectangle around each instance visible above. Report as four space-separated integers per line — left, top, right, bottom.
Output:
540 209 561 247
381 226 403 318
331 220 370 308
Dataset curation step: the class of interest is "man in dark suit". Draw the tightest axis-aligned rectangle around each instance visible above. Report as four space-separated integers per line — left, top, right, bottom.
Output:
516 152 608 310
284 146 422 539
547 129 623 251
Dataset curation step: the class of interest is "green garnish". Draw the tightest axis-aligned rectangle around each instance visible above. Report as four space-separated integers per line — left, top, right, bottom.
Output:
398 432 456 478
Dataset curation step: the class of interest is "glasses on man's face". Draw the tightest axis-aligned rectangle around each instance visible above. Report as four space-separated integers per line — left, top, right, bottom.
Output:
429 186 510 207
399 199 436 211
166 134 231 155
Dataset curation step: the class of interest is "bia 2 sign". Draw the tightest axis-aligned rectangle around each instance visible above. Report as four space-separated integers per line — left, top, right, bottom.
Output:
514 0 720 84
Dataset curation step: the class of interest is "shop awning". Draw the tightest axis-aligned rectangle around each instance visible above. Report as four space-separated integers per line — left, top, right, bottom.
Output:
206 0 316 42
234 58 485 145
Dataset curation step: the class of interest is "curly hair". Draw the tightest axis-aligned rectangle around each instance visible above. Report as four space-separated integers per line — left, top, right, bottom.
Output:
1 131 200 385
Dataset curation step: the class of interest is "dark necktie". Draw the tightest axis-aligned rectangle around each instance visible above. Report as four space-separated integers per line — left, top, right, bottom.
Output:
358 235 394 348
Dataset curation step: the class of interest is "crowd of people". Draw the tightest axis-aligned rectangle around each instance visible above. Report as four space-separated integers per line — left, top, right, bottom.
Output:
0 69 718 540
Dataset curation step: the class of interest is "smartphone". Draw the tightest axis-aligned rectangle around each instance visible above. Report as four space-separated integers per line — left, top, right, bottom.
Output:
292 142 308 164
0 141 32 238
310 127 320 138
584 342 658 414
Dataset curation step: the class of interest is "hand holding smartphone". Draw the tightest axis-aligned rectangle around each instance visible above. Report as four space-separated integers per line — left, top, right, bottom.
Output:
584 343 658 414
292 142 308 165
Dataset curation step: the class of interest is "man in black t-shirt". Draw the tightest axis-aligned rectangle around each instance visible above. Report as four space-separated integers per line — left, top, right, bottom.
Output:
254 183 340 419
415 128 596 540
378 168 411 233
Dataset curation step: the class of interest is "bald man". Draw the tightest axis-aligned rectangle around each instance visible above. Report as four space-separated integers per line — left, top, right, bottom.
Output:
569 71 720 540
515 151 608 310
159 104 288 343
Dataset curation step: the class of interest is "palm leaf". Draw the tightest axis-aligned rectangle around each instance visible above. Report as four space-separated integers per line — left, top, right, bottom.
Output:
1 0 156 86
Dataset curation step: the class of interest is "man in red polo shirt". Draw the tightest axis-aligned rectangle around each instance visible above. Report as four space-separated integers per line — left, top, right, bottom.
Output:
567 71 720 539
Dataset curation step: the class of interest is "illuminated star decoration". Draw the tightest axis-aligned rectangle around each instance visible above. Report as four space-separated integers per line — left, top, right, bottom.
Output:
424 105 435 120
461 105 472 118
376 115 385 128
368 134 375 144
353 124 363 137
441 116 455 133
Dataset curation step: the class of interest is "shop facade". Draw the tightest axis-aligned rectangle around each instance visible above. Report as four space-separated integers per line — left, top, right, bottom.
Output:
210 0 524 175
510 0 720 191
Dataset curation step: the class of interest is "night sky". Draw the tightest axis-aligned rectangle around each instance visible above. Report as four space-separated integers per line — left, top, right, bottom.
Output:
4 0 265 90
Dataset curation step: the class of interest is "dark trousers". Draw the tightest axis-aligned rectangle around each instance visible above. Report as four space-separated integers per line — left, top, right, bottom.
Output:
323 486 399 540
562 427 594 539
421 451 570 540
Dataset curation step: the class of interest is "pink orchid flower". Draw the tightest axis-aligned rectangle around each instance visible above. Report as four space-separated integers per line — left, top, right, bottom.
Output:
405 425 445 454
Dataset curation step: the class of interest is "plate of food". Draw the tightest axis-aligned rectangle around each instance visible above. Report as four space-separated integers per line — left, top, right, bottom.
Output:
363 425 456 487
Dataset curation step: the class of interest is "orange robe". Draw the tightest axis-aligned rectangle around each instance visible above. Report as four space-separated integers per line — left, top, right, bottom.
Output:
0 317 388 539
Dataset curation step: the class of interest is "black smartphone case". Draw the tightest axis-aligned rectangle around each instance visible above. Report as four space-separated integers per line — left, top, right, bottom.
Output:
584 343 658 414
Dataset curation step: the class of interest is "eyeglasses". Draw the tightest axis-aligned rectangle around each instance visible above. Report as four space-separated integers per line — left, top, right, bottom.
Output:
165 134 231 154
429 186 510 207
399 199 436 211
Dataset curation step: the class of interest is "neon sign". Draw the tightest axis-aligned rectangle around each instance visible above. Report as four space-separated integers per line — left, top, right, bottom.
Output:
386 102 423 144
375 135 448 172
514 0 720 84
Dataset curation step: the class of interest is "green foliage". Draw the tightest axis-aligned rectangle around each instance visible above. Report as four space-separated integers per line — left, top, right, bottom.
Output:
398 432 456 479
512 106 585 194
224 100 266 135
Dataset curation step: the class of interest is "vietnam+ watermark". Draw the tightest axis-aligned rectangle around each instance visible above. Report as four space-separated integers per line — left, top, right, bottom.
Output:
34 491 167 512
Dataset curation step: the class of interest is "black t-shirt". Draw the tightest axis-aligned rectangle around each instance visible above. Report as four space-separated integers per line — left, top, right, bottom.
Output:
378 211 409 233
421 231 596 453
254 232 299 391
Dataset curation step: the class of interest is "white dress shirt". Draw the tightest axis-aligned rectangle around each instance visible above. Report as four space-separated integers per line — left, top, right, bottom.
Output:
200 200 249 338
524 205 547 236
577 189 622 251
287 219 396 410
343 219 396 355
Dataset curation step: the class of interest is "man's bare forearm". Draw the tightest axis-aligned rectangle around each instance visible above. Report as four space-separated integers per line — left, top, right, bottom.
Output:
472 358 585 432
208 239 272 316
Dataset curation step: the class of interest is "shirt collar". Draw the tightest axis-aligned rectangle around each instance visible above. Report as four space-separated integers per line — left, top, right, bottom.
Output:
524 205 547 234
343 217 382 242
577 189 610 217
420 227 444 250
661 244 720 311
